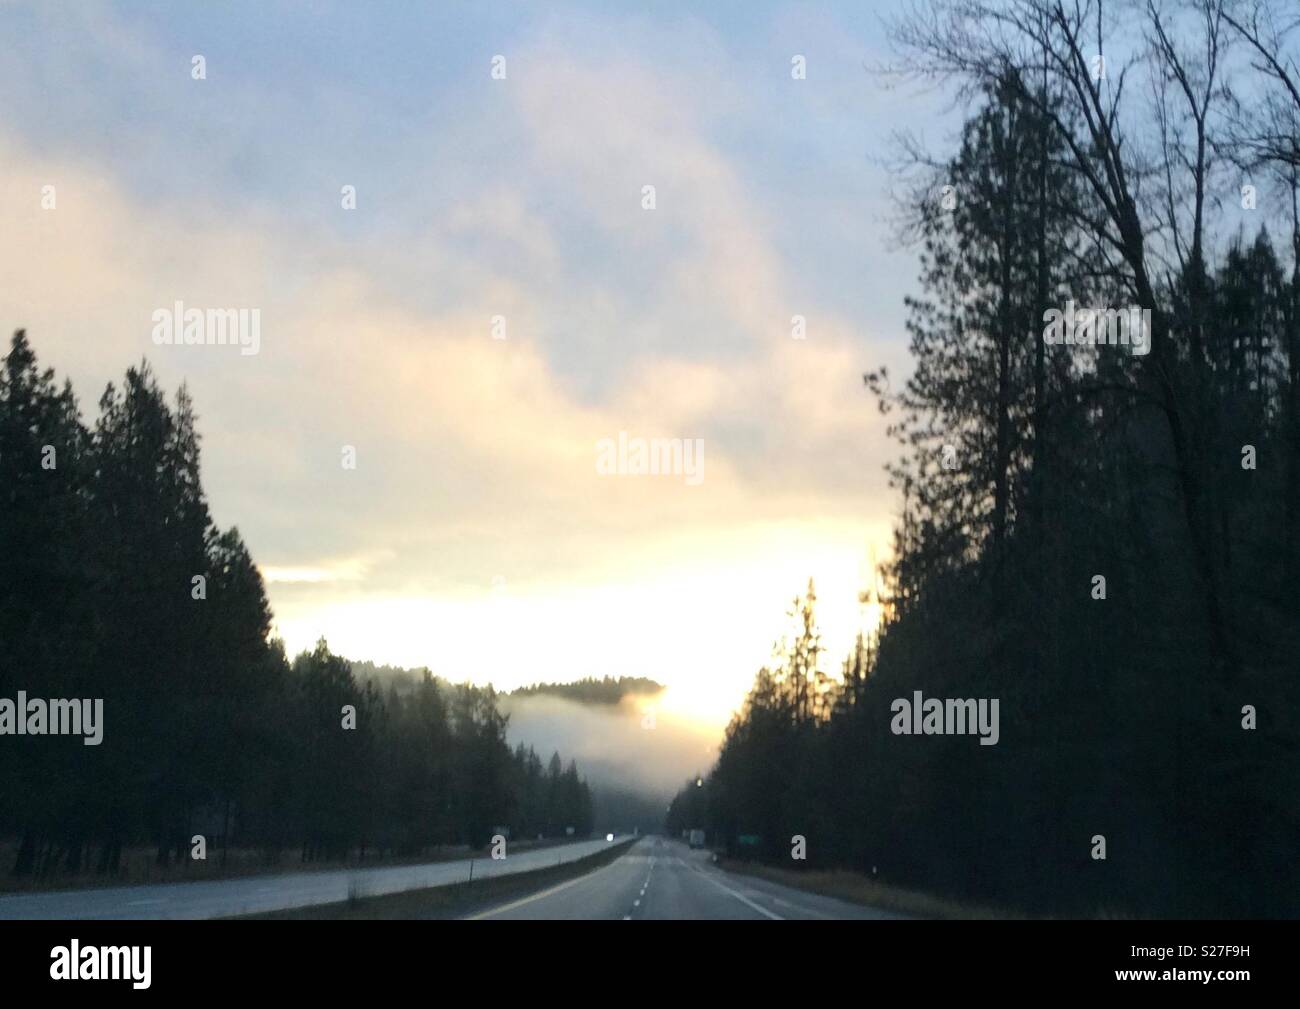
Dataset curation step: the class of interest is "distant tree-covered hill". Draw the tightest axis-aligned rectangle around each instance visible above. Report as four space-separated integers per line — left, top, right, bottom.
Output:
509 676 664 706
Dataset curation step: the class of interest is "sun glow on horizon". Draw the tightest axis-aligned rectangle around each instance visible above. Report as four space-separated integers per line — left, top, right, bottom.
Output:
268 521 893 735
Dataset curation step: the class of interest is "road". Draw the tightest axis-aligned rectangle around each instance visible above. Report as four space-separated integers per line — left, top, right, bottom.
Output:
470 837 906 919
0 837 621 920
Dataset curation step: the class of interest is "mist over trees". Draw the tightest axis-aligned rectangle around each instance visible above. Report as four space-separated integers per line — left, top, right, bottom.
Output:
347 667 666 834
509 676 664 705
0 331 592 877
672 0 1300 917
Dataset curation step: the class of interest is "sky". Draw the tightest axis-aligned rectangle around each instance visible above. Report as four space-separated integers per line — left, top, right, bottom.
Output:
0 1 952 734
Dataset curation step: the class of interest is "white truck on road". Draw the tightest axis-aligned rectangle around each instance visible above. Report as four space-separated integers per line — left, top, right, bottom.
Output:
688 829 705 849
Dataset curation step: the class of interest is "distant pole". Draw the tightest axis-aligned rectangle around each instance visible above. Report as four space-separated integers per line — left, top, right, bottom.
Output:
468 858 474 884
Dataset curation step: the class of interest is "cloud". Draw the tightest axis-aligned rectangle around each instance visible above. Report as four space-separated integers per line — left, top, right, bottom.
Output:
259 550 388 585
0 5 904 728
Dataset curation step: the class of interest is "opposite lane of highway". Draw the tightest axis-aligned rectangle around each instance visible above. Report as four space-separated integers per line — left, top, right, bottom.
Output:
0 836 621 920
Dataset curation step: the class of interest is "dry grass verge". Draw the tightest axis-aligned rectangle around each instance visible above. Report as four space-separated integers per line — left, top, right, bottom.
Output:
718 859 1031 919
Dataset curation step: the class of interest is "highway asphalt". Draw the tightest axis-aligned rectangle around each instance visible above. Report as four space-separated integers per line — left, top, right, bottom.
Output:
469 836 907 919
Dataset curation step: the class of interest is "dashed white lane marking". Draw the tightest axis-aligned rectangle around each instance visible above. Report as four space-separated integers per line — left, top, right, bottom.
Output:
622 915 631 920
127 899 165 906
633 899 640 907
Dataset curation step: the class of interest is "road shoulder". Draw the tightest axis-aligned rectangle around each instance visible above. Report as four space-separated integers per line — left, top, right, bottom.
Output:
716 858 1014 919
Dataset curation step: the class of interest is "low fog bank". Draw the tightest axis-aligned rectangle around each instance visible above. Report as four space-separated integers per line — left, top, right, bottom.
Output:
500 691 721 834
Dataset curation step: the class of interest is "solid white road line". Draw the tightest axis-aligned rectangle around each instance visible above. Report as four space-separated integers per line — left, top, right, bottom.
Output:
688 864 784 920
466 859 621 920
769 893 837 920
